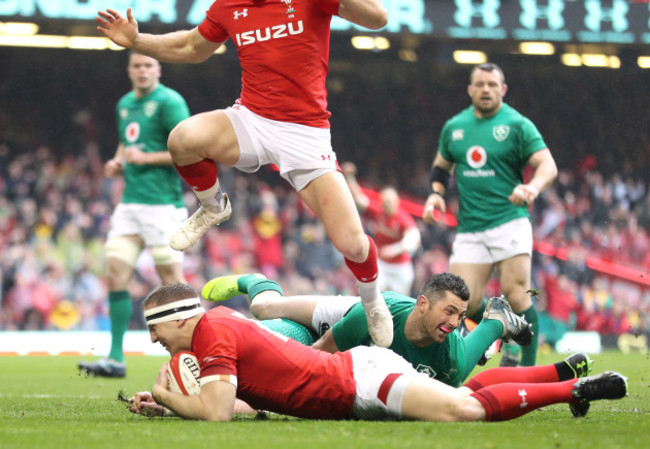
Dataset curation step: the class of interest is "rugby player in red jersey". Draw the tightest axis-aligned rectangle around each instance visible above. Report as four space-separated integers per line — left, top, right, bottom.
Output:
128 283 627 422
95 1 393 347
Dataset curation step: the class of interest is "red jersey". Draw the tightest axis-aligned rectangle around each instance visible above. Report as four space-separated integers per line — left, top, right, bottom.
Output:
198 0 340 128
191 306 356 419
367 208 416 264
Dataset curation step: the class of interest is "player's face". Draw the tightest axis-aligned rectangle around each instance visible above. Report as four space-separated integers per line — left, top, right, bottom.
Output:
147 320 185 356
423 292 467 343
468 69 507 118
127 54 161 95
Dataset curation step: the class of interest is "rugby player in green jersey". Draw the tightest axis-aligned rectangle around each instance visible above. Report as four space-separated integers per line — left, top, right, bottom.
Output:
202 273 532 387
423 63 558 367
79 52 191 378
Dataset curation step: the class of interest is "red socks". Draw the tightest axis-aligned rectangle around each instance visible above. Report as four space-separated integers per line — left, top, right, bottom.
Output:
471 379 577 421
344 235 378 283
464 365 560 392
174 159 217 191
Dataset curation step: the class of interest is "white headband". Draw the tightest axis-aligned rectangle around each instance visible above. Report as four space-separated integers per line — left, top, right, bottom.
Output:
144 297 206 325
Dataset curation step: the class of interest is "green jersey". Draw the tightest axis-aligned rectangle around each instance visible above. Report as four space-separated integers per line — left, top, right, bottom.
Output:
438 103 547 232
116 84 190 207
332 292 467 387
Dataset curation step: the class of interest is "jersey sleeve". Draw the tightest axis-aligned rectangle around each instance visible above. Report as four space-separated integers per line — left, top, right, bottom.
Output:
197 3 229 43
160 90 191 134
331 303 372 350
194 322 239 380
437 120 454 162
316 0 341 15
517 117 547 161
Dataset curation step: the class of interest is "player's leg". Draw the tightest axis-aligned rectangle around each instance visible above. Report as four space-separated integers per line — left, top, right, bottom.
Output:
298 171 393 347
167 109 240 251
468 371 627 421
464 353 593 391
484 218 537 366
449 262 493 319
201 273 318 326
497 254 538 365
78 233 142 377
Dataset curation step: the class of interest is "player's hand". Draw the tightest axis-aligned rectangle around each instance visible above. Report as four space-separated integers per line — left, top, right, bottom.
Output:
104 158 123 177
96 8 139 48
508 184 539 207
422 193 446 225
128 391 165 416
152 362 171 398
124 146 146 165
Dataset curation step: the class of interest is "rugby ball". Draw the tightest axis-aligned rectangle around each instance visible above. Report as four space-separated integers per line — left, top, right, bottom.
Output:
167 351 201 395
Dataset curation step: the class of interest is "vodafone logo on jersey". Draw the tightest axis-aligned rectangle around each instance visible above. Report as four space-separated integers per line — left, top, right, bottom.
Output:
466 145 487 168
234 21 304 47
466 146 487 169
125 122 140 143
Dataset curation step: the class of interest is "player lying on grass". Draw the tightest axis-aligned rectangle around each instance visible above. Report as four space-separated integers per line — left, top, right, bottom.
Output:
201 272 531 387
128 283 627 422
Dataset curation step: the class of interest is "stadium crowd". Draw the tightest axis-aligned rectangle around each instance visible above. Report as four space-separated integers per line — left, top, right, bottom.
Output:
0 142 648 347
0 45 648 351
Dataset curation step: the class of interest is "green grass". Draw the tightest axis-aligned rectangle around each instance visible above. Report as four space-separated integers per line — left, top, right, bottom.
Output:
0 350 648 449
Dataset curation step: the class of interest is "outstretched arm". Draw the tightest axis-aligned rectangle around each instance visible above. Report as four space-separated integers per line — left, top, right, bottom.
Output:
338 0 388 30
151 363 236 421
96 8 223 63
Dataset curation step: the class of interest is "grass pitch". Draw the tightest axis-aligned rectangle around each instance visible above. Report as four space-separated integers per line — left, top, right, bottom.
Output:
1 350 648 449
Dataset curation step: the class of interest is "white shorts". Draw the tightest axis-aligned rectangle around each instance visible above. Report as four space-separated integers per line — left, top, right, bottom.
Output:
311 296 360 337
350 346 429 420
378 260 415 295
107 203 188 247
224 104 338 191
449 217 532 264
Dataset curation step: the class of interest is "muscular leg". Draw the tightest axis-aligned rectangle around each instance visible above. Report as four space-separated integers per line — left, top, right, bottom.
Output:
251 294 319 328
497 254 538 365
298 171 392 347
168 110 240 167
298 171 368 263
449 262 493 319
105 235 142 363
154 263 185 285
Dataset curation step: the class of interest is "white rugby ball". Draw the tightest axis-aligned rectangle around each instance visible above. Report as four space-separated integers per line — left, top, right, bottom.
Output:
167 351 201 396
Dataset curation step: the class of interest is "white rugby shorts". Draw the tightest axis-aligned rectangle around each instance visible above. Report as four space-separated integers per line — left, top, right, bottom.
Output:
224 104 338 191
350 346 429 420
311 296 360 337
449 217 532 264
108 203 188 247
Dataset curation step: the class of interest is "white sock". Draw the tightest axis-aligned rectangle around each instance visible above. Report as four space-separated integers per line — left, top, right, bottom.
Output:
195 182 225 208
357 279 381 306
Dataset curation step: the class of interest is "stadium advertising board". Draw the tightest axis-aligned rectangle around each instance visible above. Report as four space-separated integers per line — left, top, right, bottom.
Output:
1 0 650 44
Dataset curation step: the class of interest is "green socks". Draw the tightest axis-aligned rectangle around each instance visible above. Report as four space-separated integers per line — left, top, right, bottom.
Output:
107 291 132 363
519 305 539 366
237 275 284 301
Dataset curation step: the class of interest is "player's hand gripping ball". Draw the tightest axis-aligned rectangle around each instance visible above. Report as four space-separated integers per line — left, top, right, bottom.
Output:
167 351 201 395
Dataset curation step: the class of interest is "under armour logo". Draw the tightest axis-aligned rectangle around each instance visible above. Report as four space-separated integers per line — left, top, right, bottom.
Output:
520 0 565 31
234 9 248 20
321 154 331 161
519 389 528 409
455 0 500 28
585 0 628 33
